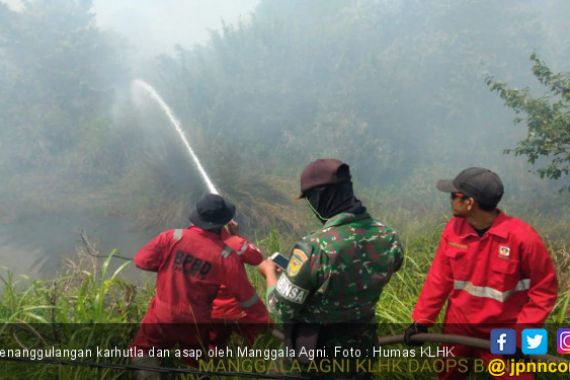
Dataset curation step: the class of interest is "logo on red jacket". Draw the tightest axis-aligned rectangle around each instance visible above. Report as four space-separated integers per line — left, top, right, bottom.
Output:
498 246 511 259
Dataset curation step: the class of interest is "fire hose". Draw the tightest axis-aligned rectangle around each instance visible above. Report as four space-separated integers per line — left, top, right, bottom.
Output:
76 236 567 367
1 329 566 378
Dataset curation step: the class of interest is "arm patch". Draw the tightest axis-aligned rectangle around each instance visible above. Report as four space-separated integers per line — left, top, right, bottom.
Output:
286 241 311 277
275 275 309 304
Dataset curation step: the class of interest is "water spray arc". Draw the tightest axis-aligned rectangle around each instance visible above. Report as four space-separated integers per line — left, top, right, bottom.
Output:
133 79 219 195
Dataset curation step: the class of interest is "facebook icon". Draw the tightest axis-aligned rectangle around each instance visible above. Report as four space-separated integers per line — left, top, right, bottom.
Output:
490 329 516 355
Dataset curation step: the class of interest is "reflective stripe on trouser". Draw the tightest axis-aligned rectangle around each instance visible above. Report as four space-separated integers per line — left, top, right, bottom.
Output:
453 279 530 302
239 293 259 308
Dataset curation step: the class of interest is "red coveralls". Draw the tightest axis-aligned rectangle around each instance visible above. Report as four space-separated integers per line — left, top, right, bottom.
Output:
131 226 269 361
413 211 557 380
209 234 266 346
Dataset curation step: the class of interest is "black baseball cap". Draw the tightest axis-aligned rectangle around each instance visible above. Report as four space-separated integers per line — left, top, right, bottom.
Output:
436 167 504 207
189 193 235 230
298 159 351 198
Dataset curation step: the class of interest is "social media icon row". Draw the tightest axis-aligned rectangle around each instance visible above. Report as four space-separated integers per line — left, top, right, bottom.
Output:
490 328 570 355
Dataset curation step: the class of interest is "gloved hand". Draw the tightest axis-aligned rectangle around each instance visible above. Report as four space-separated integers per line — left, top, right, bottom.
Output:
225 219 240 235
403 322 428 346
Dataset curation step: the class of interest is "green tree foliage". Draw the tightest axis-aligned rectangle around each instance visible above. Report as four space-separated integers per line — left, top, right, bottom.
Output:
487 54 570 186
1 0 570 210
0 0 127 176
149 0 570 188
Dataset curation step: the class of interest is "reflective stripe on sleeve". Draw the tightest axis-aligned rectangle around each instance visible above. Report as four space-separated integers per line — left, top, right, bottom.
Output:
453 279 530 302
239 293 259 308
173 229 183 241
220 246 233 258
237 241 248 255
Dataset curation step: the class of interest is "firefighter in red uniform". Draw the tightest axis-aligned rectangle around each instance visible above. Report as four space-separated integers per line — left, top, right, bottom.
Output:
209 221 267 347
130 194 269 378
404 167 557 380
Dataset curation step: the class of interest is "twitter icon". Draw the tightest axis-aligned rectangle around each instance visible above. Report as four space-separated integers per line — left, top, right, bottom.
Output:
522 329 548 355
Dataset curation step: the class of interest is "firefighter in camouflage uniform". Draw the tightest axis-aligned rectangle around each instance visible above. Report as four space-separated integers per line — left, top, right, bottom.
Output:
258 159 404 378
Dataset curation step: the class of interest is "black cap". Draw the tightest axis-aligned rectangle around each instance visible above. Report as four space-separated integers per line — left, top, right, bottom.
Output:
436 167 504 207
299 159 351 198
189 193 235 230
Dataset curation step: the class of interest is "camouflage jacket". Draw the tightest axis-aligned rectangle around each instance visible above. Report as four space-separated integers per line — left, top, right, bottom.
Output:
267 211 404 323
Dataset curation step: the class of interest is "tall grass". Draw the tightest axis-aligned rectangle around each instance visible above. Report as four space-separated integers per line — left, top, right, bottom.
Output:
0 216 568 379
0 246 153 379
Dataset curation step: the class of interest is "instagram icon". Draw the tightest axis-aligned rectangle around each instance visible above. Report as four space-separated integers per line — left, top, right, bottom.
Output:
558 328 570 354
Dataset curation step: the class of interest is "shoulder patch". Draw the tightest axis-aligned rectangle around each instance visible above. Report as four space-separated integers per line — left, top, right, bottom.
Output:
275 275 309 304
287 249 307 277
286 242 311 277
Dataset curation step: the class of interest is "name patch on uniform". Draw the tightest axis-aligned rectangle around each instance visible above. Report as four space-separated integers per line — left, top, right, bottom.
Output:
448 241 468 249
287 248 308 277
275 275 308 304
498 246 511 259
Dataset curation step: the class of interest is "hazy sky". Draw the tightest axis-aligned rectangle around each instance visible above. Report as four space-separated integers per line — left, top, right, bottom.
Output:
0 0 21 11
1 0 261 57
95 0 261 57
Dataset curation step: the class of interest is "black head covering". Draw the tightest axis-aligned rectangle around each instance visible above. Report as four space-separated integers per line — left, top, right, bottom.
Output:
189 193 235 230
305 182 366 224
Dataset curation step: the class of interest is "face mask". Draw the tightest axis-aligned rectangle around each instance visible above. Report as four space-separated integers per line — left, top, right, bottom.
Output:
305 197 327 223
304 183 365 224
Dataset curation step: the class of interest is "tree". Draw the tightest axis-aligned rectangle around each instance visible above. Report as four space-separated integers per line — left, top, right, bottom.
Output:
486 54 570 187
0 0 127 171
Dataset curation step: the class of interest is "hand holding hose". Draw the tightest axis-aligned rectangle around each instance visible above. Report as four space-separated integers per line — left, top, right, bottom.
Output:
403 322 428 346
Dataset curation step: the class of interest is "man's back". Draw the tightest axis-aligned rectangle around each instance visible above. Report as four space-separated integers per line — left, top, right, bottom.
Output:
269 211 403 323
134 226 267 323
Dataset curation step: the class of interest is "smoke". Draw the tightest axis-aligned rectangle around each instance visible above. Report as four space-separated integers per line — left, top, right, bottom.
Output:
132 79 219 194
0 0 22 12
93 0 260 58
1 0 570 280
